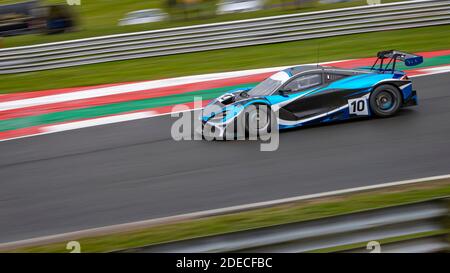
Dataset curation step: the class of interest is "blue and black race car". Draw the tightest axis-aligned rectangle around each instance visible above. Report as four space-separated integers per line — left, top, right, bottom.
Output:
200 50 421 139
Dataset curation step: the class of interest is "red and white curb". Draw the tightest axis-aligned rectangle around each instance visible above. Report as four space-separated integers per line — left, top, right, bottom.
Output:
1 61 450 142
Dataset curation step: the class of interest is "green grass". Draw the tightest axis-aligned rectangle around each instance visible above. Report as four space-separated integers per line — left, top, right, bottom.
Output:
1 24 450 94
8 179 450 253
0 0 406 48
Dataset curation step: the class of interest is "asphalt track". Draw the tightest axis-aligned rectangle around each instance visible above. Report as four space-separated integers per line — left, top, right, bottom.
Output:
1 72 450 243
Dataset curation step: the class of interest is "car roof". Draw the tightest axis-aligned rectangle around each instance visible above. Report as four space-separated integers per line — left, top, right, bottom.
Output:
285 65 371 77
284 65 324 76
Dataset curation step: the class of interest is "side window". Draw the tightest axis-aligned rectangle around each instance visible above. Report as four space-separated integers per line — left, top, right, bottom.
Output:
284 74 322 92
325 73 347 83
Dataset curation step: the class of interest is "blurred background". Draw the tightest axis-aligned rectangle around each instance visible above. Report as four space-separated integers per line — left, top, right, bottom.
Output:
0 0 388 47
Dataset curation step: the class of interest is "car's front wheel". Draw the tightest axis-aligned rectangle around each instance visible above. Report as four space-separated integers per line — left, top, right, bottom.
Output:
370 85 402 117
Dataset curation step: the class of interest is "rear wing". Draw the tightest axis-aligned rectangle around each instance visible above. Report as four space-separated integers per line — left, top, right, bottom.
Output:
371 50 423 73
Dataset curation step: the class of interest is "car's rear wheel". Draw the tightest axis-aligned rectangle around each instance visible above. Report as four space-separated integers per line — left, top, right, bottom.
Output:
243 105 272 138
370 85 402 117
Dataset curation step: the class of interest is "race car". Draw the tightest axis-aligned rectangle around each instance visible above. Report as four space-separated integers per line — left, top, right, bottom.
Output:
200 50 421 139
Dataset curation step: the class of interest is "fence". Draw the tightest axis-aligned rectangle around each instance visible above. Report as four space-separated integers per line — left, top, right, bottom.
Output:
0 0 449 74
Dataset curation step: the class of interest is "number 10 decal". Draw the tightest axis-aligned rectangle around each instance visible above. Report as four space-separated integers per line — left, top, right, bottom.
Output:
348 96 369 116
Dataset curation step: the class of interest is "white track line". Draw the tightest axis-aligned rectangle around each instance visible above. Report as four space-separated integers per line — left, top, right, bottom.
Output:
0 107 205 143
0 65 290 111
44 111 156 132
41 107 205 134
0 173 448 251
416 65 450 75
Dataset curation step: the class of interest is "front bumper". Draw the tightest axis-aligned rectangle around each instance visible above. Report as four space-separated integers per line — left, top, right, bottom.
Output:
196 118 246 140
403 90 418 107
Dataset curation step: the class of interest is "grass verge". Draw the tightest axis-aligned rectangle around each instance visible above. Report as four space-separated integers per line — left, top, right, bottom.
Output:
7 178 450 253
1 24 450 94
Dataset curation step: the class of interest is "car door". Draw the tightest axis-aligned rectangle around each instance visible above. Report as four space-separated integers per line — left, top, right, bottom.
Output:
278 72 330 120
281 71 360 120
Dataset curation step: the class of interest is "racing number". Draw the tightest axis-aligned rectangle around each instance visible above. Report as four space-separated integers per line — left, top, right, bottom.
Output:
351 100 365 112
348 97 369 116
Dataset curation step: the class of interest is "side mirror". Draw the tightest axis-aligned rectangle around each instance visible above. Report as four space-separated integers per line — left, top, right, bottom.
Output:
240 90 250 98
278 89 291 97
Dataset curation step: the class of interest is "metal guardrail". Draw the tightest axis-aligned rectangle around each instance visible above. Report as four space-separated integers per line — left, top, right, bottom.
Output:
339 235 449 253
120 198 449 253
0 0 449 74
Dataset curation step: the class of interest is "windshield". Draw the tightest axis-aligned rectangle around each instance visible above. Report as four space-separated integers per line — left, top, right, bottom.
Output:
247 71 290 96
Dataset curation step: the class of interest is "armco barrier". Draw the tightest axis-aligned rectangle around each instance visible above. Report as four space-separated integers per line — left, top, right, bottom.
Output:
120 198 449 253
0 0 449 74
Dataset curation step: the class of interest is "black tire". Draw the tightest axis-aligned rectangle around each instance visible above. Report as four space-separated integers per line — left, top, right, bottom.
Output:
243 104 272 138
370 84 402 117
